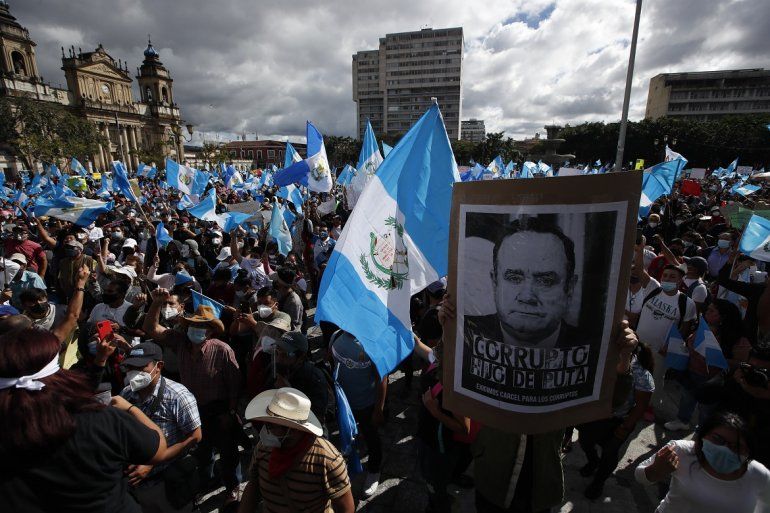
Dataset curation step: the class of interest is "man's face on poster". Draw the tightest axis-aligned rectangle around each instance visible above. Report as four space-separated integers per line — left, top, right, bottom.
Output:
492 231 577 344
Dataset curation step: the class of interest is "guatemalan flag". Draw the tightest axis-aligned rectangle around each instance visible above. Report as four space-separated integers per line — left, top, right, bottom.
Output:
693 317 728 369
337 164 356 187
155 221 173 248
191 290 225 319
381 141 393 158
487 155 504 176
316 103 459 377
277 184 304 209
111 161 138 203
639 158 687 217
520 161 536 178
70 158 88 176
284 141 303 169
273 122 333 193
165 158 196 195
268 200 293 256
739 215 770 262
664 325 689 371
34 196 112 226
731 182 760 197
187 188 220 224
348 119 384 209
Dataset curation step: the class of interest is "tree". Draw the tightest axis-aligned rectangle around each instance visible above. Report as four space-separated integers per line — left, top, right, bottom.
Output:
0 96 105 171
325 135 360 168
197 141 231 168
131 142 166 168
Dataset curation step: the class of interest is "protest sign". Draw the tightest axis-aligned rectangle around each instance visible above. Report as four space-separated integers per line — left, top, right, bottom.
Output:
688 168 706 180
556 167 582 177
226 200 262 214
444 172 641 433
737 166 753 175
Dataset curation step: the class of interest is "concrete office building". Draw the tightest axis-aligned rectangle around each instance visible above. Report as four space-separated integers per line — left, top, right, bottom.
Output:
645 68 770 121
461 119 485 143
352 27 463 140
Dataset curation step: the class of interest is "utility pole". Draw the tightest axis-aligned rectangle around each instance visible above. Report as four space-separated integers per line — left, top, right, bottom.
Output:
613 0 643 172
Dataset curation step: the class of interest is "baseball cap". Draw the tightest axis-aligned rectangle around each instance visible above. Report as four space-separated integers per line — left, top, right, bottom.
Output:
122 238 138 249
276 331 309 356
426 278 447 295
10 253 27 265
270 268 296 287
122 342 163 367
684 256 708 275
65 240 84 250
216 247 232 261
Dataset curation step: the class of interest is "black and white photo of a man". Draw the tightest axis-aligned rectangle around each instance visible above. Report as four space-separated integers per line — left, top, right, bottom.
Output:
465 217 591 350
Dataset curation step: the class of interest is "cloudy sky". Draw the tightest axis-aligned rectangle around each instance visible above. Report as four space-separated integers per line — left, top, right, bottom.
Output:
10 0 769 142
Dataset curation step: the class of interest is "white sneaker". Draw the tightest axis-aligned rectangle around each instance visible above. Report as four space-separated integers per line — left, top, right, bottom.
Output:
362 472 380 498
664 419 691 432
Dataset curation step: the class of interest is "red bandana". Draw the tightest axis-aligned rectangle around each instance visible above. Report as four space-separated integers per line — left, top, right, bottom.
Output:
268 432 316 479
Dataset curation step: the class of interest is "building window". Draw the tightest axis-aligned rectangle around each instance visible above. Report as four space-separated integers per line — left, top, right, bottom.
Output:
161 86 169 103
230 150 236 157
11 51 27 76
268 149 275 157
248 150 254 158
145 86 153 102
257 150 263 160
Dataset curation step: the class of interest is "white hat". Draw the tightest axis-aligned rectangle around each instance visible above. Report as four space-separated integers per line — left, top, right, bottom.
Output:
88 227 104 242
107 264 137 279
10 253 27 265
245 388 323 436
122 238 138 249
216 247 232 261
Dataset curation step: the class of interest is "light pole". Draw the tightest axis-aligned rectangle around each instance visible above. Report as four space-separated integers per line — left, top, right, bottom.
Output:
613 0 643 172
169 123 194 163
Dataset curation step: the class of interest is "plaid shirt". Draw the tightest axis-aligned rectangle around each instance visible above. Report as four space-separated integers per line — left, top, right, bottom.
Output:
165 332 241 407
121 376 201 448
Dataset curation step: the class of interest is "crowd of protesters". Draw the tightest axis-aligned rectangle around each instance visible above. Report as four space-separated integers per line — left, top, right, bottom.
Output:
0 164 769 513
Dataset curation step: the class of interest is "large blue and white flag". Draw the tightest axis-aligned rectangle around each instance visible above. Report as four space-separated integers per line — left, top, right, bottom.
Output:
487 155 504 176
34 196 112 226
504 160 515 177
537 160 553 176
273 122 333 192
192 170 212 197
382 141 393 158
224 165 243 189
284 141 303 169
177 194 196 210
47 163 62 179
731 182 760 197
520 161 536 178
665 145 687 164
348 120 384 208
639 158 687 216
191 290 225 319
664 325 689 371
70 158 88 176
165 158 196 195
725 158 739 177
738 215 770 262
693 317 728 370
221 211 253 233
137 162 155 178
187 188 220 224
96 177 112 198
470 163 485 180
277 184 304 209
268 200 293 256
111 161 138 202
155 221 173 248
316 103 459 377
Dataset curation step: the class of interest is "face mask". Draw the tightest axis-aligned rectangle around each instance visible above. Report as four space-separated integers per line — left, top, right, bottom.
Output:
101 293 119 304
212 237 222 245
661 281 678 292
14 234 24 241
88 340 98 356
320 232 328 239
258 425 289 448
180 246 190 258
647 222 658 229
182 223 189 228
257 305 272 319
187 326 208 344
76 233 87 241
683 241 693 248
161 306 179 321
717 240 731 249
126 363 157 393
111 231 123 240
702 439 744 474
139 231 150 240
29 301 48 316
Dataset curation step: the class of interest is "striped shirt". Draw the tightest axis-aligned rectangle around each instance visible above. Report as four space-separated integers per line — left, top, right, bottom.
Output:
250 436 351 513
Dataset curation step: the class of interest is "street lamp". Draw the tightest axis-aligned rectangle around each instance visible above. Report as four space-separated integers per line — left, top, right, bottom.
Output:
168 123 194 163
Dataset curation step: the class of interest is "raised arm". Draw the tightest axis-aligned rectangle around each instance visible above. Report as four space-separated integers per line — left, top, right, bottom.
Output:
230 230 243 264
634 237 652 288
33 218 58 248
52 265 89 343
142 288 171 340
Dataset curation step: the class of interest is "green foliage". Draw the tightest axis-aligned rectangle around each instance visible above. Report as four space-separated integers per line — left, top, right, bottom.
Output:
0 96 106 170
131 142 166 168
197 141 231 167
325 135 360 168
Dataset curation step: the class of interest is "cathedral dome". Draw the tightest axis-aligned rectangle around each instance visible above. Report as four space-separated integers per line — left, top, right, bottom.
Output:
143 39 159 59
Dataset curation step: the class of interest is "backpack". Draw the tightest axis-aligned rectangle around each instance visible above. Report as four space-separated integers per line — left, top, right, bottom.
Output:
640 287 689 331
684 279 712 306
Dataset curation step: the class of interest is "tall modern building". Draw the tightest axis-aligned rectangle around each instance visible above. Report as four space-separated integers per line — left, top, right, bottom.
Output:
352 27 463 140
645 68 770 120
461 119 485 143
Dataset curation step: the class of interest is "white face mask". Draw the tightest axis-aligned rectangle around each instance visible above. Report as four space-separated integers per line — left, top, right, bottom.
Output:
180 246 190 258
647 222 658 229
258 425 290 448
212 237 222 245
126 363 157 392
257 305 272 319
161 306 179 321
187 326 208 344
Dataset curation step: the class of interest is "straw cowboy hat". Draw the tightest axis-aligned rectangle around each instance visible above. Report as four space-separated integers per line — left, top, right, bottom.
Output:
182 304 225 335
245 387 323 436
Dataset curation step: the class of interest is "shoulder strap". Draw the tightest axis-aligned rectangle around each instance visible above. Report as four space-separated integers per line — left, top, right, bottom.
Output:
640 287 662 309
146 377 166 419
677 292 687 330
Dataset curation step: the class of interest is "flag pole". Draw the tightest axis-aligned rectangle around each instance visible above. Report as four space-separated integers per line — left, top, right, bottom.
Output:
613 0 643 172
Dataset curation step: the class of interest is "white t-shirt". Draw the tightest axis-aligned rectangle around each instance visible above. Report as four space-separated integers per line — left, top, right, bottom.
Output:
682 278 708 304
636 290 697 351
626 277 661 315
636 440 770 513
87 300 132 327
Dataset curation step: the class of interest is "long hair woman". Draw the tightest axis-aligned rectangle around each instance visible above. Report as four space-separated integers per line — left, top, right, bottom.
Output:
0 328 169 512
636 411 770 512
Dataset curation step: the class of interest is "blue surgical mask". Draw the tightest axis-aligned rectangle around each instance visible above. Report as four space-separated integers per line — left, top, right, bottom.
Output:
661 281 678 292
88 340 98 356
187 326 208 344
702 439 744 474
717 239 731 249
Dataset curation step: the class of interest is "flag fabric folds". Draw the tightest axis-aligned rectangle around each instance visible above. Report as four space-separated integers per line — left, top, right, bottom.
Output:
382 141 393 158
155 221 173 248
664 325 689 370
268 200 293 256
34 196 112 226
738 215 770 262
693 317 728 369
187 188 220 224
273 122 333 192
348 120 384 209
111 161 138 202
277 184 304 209
71 158 88 176
316 103 460 377
731 183 760 196
191 290 225 319
333 365 363 474
337 165 356 187
639 158 687 216
284 141 303 169
166 158 196 195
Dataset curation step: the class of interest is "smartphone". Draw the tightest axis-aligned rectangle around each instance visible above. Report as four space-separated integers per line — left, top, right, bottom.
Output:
240 302 252 314
96 320 113 342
